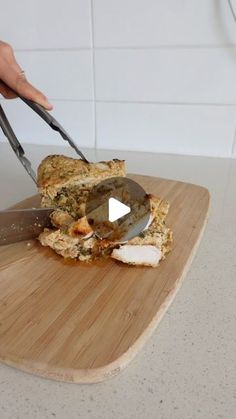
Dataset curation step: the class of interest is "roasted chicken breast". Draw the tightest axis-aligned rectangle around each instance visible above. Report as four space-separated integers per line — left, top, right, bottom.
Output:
38 155 125 218
38 155 172 267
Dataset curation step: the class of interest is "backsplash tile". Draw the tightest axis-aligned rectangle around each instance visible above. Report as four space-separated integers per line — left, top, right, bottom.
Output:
0 0 92 49
1 0 236 157
15 51 94 101
93 0 236 47
95 48 236 104
0 99 95 148
96 102 236 157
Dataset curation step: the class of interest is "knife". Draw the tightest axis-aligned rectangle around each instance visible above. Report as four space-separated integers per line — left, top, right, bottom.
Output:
0 208 54 245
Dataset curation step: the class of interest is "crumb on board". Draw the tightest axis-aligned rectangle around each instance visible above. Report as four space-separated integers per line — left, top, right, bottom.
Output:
34 223 42 227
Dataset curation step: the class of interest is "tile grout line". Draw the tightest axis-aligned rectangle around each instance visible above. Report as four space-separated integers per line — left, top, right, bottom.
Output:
90 0 98 154
14 44 236 52
94 100 236 107
1 98 236 108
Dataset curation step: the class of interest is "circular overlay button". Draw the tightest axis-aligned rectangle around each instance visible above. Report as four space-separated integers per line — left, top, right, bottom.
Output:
85 177 151 243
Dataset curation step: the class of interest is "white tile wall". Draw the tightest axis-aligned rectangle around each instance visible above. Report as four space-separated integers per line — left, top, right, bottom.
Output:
15 51 94 101
93 0 236 47
96 102 236 157
0 99 94 147
95 48 236 104
1 0 236 157
0 0 92 49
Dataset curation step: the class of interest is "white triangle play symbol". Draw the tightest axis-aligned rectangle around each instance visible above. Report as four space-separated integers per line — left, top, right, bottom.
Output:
108 197 131 222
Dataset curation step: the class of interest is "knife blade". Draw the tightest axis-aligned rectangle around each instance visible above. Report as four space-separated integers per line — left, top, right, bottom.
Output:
0 208 54 245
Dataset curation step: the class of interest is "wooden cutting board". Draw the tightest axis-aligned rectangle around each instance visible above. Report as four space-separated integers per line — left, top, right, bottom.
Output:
0 175 209 383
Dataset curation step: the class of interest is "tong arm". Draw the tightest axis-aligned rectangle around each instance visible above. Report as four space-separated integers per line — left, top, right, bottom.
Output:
21 98 89 163
0 104 37 183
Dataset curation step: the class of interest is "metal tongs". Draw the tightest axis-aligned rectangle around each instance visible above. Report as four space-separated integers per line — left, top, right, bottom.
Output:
0 97 89 184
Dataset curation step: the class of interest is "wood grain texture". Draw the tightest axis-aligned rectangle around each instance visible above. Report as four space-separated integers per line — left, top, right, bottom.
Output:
0 175 210 383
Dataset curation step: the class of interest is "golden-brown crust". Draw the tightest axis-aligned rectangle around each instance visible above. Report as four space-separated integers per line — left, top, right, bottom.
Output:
148 194 170 222
38 228 99 261
39 229 80 259
37 155 126 190
127 220 172 257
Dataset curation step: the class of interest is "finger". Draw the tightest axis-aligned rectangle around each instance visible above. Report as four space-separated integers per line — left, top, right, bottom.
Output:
0 58 53 110
0 81 17 99
15 75 53 110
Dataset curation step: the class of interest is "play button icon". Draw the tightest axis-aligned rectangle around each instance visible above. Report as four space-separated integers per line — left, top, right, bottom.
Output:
108 197 131 222
85 177 151 243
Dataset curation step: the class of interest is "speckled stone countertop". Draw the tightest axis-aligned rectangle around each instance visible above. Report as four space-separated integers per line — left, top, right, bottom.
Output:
0 143 235 419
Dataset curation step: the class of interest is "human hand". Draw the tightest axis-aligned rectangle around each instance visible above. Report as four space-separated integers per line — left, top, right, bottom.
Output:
0 41 53 110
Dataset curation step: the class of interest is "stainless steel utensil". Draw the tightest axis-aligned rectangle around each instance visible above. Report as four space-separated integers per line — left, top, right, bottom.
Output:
0 97 89 184
0 207 54 245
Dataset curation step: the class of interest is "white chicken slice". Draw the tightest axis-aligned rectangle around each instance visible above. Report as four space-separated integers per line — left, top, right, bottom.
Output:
111 245 162 267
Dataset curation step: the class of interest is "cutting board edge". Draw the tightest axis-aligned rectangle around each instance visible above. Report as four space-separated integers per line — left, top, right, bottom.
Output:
0 187 210 383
